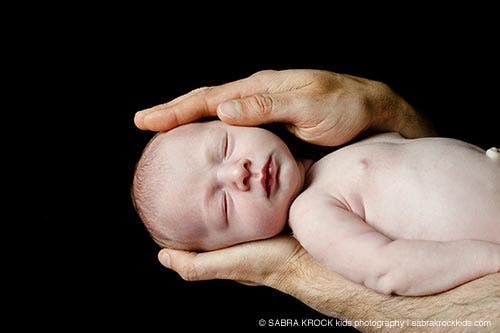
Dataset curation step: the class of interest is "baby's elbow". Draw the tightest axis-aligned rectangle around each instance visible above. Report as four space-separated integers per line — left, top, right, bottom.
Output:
365 269 413 296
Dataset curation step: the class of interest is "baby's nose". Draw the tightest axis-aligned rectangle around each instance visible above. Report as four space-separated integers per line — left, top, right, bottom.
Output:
221 159 251 191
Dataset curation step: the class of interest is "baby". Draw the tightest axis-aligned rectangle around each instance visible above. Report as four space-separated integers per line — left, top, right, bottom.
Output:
132 120 500 296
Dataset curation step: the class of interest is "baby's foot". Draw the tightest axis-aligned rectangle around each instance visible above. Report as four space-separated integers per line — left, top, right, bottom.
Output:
486 147 500 160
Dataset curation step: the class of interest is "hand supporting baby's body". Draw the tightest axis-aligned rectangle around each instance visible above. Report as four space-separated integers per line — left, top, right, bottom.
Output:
290 133 500 296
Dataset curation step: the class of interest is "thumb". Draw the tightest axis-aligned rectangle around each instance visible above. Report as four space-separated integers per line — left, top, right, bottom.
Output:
157 236 297 284
217 93 294 126
158 246 259 282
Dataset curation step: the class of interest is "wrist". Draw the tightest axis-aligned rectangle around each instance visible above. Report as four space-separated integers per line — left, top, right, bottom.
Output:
371 89 436 139
398 104 437 138
271 253 353 319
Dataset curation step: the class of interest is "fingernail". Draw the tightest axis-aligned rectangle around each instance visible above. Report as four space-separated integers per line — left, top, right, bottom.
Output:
159 251 170 268
134 112 145 127
219 100 241 119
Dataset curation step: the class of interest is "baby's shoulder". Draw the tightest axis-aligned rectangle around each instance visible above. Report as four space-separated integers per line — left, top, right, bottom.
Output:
289 187 340 218
289 187 352 235
312 132 406 163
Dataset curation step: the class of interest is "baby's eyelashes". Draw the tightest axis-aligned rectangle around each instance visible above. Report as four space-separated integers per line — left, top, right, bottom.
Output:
222 190 229 224
223 133 229 160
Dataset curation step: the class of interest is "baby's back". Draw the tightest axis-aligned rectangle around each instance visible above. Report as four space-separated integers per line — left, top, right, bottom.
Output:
304 133 500 242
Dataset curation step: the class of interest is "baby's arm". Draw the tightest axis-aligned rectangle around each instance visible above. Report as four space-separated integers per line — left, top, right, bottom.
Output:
289 194 500 296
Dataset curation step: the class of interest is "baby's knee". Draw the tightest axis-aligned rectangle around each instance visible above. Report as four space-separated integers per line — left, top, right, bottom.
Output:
486 147 500 160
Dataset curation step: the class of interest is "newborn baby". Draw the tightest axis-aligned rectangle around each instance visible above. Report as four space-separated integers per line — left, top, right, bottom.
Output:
132 120 500 296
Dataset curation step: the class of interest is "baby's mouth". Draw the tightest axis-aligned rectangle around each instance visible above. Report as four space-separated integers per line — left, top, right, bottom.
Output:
261 156 274 198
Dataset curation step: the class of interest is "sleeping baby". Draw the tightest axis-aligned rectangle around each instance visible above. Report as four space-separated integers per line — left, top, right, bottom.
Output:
132 120 500 296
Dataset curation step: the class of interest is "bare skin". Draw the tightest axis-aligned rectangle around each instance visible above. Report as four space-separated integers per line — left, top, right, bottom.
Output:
135 69 497 332
134 69 436 145
159 236 500 333
291 133 500 296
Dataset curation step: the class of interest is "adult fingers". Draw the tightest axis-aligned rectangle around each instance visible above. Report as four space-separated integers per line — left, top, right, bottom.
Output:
134 75 271 132
134 87 216 131
157 247 262 283
157 236 300 284
134 87 211 129
216 92 306 127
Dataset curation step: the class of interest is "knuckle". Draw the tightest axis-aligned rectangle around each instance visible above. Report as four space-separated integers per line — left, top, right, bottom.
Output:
371 79 391 92
341 89 370 111
248 94 274 115
178 261 202 281
190 86 212 94
366 79 396 100
306 69 331 82
250 69 276 77
342 92 372 129
305 72 339 94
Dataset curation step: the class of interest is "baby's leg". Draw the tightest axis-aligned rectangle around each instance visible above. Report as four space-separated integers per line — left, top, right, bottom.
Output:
486 147 500 160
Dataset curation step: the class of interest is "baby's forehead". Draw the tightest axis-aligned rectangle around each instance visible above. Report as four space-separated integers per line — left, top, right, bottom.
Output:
149 121 221 193
152 120 220 147
143 129 210 239
145 123 203 156
170 120 221 136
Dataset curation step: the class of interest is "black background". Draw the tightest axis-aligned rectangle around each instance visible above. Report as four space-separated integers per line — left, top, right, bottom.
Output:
17 9 498 332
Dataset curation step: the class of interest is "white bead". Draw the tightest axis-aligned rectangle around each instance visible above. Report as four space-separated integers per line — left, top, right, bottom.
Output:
486 147 500 160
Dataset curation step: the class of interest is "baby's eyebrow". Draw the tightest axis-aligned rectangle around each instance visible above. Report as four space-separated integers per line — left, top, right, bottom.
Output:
202 127 216 164
202 126 226 163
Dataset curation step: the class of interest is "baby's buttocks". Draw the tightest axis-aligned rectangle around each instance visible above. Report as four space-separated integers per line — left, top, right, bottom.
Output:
305 135 500 244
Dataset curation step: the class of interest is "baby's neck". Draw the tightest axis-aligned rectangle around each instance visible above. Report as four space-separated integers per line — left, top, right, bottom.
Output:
299 158 314 175
298 158 315 191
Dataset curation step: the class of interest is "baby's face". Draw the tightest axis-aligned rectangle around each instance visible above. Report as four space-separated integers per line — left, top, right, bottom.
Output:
151 121 307 250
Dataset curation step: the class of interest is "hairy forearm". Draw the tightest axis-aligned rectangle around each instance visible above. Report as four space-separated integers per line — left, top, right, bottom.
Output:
269 254 500 333
368 83 437 139
395 103 437 139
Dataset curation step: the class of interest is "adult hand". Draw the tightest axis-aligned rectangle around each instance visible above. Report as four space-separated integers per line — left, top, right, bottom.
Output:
158 235 305 287
134 69 435 146
158 236 500 333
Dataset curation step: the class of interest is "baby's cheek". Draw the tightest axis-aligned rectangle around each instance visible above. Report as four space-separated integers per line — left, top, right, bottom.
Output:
254 211 287 238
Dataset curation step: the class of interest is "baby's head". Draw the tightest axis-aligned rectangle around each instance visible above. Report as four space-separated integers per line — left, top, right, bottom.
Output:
132 120 308 251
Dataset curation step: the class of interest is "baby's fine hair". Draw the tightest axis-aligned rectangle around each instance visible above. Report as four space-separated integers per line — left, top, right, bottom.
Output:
131 132 174 247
